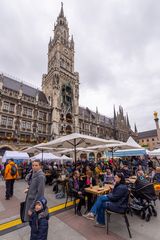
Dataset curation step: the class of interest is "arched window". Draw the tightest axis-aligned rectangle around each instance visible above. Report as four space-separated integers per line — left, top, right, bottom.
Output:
89 152 95 161
66 125 72 134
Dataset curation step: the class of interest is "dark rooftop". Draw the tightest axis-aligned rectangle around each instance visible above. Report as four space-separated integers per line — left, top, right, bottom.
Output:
2 75 49 104
138 129 157 139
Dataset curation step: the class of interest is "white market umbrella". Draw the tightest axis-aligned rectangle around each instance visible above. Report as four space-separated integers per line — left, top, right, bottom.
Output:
56 147 97 154
31 152 61 162
34 133 119 162
24 146 59 154
86 138 143 158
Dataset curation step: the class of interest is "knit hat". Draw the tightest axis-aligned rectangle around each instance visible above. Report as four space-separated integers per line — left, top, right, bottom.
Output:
36 197 47 209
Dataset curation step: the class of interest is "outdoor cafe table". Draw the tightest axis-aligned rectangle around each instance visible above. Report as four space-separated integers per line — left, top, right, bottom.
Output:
85 184 113 196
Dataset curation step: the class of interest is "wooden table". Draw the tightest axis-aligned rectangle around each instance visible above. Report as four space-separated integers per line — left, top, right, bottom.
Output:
85 184 113 195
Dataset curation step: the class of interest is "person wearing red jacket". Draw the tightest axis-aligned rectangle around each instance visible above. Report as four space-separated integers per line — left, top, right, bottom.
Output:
4 159 19 200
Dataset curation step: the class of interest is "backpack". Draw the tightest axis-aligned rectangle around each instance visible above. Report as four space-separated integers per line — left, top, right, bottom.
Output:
1 168 5 177
11 165 17 176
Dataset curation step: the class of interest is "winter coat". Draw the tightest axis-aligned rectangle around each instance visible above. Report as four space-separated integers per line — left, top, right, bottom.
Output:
68 177 84 195
24 170 46 222
4 162 19 180
106 183 129 213
82 176 96 188
29 208 49 240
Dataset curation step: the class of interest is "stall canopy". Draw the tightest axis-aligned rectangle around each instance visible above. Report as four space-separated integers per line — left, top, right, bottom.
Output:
107 148 146 157
2 151 29 163
106 136 145 157
30 152 61 161
126 136 142 148
148 148 160 156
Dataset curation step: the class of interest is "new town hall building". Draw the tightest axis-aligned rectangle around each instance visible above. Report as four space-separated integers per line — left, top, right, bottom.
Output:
0 4 137 156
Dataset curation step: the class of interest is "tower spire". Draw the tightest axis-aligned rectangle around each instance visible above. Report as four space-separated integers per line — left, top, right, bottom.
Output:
134 123 138 133
113 105 116 120
59 2 64 18
126 113 130 128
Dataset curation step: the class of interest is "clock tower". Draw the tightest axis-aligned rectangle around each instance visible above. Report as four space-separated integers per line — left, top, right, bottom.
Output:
42 3 79 138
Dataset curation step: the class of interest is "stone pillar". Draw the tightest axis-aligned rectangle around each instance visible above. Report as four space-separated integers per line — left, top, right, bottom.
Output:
154 112 160 141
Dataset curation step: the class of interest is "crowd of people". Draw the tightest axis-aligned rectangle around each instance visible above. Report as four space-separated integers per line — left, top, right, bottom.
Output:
1 155 160 239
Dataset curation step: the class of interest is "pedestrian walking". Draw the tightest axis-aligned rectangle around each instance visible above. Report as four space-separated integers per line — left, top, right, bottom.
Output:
24 160 46 222
29 197 49 240
4 159 19 200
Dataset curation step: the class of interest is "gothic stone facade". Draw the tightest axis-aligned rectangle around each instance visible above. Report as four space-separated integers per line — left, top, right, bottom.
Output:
0 4 135 155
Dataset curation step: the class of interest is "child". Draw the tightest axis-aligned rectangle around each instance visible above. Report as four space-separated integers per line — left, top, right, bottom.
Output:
29 197 49 240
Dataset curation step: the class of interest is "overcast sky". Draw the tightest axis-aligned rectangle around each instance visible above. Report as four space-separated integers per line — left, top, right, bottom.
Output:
0 0 160 132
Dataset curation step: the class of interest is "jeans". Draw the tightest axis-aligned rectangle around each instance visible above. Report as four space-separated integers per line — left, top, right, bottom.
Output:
90 195 109 215
96 202 111 224
6 180 15 198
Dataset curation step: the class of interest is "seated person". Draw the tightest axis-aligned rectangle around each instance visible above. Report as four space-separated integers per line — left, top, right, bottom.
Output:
83 170 96 211
121 164 131 178
153 167 160 183
84 172 129 227
103 168 114 184
68 170 85 216
148 167 156 183
95 163 102 176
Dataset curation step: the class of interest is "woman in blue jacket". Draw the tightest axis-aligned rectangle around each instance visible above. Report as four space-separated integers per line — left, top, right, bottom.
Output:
84 172 129 227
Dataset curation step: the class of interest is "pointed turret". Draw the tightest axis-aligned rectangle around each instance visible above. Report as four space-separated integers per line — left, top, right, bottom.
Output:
36 88 39 102
113 105 116 120
70 35 74 49
0 73 4 90
19 82 23 98
126 113 130 128
134 123 138 133
59 2 64 18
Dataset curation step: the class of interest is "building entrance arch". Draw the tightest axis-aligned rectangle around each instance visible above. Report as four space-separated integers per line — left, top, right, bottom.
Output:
0 146 14 156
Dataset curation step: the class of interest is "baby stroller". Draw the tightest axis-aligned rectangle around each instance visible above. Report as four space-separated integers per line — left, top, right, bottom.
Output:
130 177 157 222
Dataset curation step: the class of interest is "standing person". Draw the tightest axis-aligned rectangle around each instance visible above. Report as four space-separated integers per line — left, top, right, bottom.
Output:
24 160 46 222
29 197 49 240
4 159 19 200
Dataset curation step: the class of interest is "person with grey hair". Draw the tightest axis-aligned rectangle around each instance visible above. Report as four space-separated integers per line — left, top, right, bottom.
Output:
24 160 46 222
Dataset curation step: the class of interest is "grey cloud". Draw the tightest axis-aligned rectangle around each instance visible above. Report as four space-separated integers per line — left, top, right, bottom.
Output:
0 0 160 132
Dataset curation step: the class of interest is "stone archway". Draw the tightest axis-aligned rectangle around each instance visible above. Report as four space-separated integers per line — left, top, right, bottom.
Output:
0 145 14 156
97 152 102 161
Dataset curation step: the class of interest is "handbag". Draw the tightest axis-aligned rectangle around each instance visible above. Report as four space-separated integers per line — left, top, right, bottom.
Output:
20 201 26 223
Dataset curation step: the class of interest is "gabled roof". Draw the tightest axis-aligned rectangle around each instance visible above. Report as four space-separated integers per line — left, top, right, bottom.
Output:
138 129 157 139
